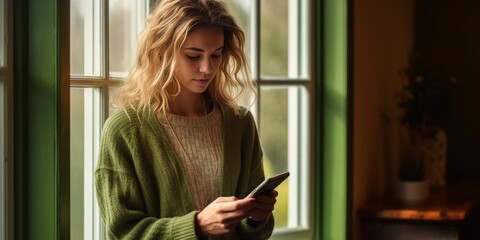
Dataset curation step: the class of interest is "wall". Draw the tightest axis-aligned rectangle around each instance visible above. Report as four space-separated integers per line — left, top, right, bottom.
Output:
415 0 480 183
352 0 414 239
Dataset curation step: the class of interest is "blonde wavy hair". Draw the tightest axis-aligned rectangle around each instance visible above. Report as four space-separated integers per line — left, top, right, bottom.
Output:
114 0 256 118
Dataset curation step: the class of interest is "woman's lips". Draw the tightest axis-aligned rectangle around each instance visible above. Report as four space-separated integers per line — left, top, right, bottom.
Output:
194 78 210 84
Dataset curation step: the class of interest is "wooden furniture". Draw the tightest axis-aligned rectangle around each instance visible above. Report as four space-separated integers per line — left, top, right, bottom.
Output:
357 181 480 240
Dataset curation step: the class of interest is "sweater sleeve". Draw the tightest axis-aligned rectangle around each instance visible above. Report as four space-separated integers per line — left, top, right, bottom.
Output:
95 169 199 239
94 114 199 240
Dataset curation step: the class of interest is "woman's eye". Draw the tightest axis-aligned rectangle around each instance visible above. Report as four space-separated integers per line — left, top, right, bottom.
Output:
211 54 221 59
186 55 200 60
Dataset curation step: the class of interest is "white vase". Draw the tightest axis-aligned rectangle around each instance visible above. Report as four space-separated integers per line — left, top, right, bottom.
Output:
396 180 430 206
422 128 447 187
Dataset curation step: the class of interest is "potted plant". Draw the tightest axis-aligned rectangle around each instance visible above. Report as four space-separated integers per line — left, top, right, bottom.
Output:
398 51 455 136
397 51 456 187
396 147 429 205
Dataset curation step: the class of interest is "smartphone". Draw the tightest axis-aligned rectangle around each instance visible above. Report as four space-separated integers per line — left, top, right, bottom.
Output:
247 171 290 198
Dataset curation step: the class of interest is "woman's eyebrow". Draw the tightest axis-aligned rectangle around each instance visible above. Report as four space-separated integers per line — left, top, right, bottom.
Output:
183 46 224 52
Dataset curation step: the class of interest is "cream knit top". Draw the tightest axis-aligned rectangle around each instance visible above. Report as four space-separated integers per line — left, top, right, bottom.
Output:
159 105 223 209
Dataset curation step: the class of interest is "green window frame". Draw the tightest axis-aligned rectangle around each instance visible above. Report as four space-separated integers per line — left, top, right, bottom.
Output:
316 0 349 239
13 0 70 239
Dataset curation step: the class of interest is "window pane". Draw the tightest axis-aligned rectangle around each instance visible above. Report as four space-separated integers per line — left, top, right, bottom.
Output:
260 0 310 79
109 87 122 117
223 0 251 64
260 0 288 77
71 0 104 77
109 0 148 78
71 88 104 240
259 86 310 230
259 87 289 228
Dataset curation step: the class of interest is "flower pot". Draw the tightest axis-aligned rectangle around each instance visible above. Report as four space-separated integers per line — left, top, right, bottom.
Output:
396 180 429 206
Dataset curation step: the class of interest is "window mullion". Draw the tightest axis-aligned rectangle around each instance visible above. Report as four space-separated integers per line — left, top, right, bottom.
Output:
250 0 260 80
300 0 309 78
287 88 299 227
250 0 260 122
100 1 108 238
83 88 103 240
103 0 110 120
299 88 310 228
288 0 299 78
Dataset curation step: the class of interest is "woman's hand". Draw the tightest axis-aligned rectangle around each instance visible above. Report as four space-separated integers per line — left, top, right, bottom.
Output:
248 190 278 222
195 196 256 236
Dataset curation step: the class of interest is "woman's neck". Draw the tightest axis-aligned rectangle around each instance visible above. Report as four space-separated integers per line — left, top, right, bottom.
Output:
169 92 207 117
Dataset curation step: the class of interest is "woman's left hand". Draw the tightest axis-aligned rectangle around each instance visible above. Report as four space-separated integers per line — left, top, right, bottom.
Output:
247 190 278 221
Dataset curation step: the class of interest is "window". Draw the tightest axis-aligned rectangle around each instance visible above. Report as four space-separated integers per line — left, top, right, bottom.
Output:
70 0 313 239
70 0 150 239
224 1 312 237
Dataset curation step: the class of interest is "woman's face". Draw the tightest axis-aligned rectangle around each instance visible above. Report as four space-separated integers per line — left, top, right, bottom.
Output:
174 25 224 95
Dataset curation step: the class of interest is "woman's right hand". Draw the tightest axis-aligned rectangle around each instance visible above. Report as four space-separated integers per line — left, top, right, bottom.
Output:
195 196 256 236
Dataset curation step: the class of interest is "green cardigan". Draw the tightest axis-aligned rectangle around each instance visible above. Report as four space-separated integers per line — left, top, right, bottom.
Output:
95 106 274 239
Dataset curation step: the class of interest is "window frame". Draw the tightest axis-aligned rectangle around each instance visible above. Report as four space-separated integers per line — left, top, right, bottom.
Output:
69 1 150 239
315 0 350 239
12 0 70 238
65 0 350 239
70 0 316 237
9 0 351 238
1 0 15 239
248 0 314 238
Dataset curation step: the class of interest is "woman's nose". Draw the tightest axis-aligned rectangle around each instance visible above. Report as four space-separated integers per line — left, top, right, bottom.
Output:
199 58 213 74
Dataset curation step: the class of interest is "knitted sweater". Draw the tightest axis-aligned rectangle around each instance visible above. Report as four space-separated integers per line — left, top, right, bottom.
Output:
95 105 275 239
161 106 223 210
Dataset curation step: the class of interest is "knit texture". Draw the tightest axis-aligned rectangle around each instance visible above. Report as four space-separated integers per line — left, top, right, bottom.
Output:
95 105 275 239
160 105 223 209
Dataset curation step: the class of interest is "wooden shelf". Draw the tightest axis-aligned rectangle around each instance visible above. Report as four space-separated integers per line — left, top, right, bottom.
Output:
357 181 480 222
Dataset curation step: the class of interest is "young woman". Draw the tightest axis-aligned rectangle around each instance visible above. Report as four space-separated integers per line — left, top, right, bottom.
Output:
94 0 277 239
